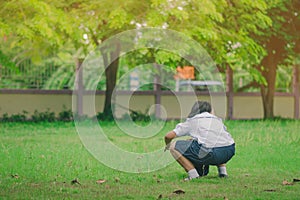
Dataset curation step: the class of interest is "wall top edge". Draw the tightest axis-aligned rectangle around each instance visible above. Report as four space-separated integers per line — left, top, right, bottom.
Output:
0 89 294 97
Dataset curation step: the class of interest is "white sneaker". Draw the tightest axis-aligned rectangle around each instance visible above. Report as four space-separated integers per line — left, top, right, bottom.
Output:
183 176 199 181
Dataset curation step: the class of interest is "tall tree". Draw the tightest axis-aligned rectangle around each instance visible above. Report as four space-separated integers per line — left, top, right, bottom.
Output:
208 0 300 118
75 0 227 117
217 0 271 119
254 0 300 118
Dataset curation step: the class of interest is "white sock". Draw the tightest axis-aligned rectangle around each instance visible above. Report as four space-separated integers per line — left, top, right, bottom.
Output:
188 169 199 179
218 166 227 175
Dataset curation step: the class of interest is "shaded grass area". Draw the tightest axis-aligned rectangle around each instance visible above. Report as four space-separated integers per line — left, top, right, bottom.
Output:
0 120 300 199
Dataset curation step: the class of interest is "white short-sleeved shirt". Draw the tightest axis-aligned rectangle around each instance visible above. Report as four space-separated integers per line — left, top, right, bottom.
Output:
173 112 234 148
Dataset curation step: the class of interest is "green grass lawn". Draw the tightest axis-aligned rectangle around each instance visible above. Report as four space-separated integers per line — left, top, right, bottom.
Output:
0 120 300 199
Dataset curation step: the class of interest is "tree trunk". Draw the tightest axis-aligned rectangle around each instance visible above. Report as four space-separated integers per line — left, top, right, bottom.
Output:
226 64 233 120
260 54 277 119
260 36 285 119
76 58 84 116
101 41 121 119
293 64 300 119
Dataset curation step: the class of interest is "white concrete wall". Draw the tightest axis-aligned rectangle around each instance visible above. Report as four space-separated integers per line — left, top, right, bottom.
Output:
0 91 297 119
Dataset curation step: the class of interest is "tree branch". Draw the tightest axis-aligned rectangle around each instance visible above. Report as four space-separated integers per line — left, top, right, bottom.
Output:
237 81 259 92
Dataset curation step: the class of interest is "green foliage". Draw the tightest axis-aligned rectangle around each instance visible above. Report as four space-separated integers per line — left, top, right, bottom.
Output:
97 109 152 122
43 64 75 89
0 108 74 122
0 111 28 122
248 67 267 86
108 8 131 29
129 110 151 122
0 50 17 69
96 112 114 121
0 59 61 89
0 0 82 70
58 106 73 122
276 64 293 92
31 109 56 122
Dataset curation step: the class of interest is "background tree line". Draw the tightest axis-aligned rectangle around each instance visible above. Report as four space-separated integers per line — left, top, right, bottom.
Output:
0 0 299 119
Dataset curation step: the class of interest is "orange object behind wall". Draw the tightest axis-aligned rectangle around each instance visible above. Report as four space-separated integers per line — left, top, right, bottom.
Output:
175 66 195 80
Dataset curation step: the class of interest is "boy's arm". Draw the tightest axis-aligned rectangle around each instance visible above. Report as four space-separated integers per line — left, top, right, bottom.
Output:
164 131 176 151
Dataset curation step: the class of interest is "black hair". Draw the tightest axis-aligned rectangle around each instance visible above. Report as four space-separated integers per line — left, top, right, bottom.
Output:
188 101 212 118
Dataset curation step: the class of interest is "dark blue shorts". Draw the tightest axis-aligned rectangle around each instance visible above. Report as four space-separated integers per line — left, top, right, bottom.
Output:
175 140 235 166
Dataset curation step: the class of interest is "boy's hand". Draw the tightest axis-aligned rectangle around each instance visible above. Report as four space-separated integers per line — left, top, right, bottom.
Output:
164 143 171 152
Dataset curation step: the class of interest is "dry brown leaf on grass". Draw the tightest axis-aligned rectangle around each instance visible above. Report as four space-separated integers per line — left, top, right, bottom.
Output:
71 178 81 185
96 179 107 184
264 189 276 192
11 174 19 179
282 180 294 185
152 174 162 183
173 189 185 194
163 189 185 198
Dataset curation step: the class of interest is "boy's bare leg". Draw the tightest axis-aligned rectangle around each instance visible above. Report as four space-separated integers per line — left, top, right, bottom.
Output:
169 142 199 180
169 142 194 171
